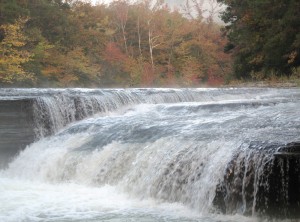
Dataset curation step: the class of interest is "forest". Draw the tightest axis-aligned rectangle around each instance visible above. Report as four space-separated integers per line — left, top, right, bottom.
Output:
0 0 299 87
218 0 300 82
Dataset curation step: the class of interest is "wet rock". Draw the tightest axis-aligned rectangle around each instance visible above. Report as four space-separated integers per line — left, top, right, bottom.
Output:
0 99 35 168
213 142 300 219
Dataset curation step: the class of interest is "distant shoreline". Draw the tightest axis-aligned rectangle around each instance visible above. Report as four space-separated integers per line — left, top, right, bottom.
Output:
226 80 300 88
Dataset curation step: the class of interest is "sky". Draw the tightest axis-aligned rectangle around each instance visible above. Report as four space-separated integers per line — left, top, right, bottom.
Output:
91 0 112 4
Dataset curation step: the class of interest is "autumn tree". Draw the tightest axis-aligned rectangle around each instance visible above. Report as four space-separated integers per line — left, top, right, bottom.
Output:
0 0 233 87
0 18 34 83
110 0 129 54
42 47 101 87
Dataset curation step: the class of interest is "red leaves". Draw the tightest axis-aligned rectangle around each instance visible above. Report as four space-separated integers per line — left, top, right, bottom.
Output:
104 42 127 63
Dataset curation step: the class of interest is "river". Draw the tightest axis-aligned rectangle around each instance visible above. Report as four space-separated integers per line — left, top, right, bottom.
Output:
0 88 300 222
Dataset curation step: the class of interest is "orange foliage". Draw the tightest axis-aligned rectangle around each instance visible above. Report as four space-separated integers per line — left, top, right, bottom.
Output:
142 63 155 86
104 42 127 63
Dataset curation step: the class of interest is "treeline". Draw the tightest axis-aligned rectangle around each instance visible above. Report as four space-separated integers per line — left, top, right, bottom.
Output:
0 0 231 87
218 0 300 81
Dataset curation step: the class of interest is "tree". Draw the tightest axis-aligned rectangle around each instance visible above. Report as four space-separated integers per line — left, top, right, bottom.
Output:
0 18 34 83
26 0 71 45
0 0 29 25
110 0 129 54
218 0 300 79
0 0 232 87
206 0 223 24
139 0 165 73
42 47 101 87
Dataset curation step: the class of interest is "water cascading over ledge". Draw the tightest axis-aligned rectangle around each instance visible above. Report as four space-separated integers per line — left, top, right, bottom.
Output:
213 142 300 218
0 88 218 166
1 88 300 221
0 87 282 164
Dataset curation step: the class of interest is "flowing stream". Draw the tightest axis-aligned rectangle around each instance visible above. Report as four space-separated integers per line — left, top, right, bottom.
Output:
0 88 300 222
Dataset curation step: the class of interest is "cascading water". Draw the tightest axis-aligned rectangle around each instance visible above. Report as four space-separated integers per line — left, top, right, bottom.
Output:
0 88 300 222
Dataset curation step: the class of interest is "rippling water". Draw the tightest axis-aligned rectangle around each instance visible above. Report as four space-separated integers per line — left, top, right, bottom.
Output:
0 88 300 222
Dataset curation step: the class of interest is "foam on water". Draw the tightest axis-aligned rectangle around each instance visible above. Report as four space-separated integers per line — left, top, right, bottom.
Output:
0 177 261 222
1 88 300 221
1 87 298 138
0 177 196 222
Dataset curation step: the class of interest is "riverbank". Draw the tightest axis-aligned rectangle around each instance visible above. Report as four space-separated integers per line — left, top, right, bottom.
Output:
226 71 300 88
227 81 299 88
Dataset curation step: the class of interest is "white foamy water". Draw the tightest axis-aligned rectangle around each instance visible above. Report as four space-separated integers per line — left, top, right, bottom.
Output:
0 177 259 222
1 88 300 222
0 177 207 222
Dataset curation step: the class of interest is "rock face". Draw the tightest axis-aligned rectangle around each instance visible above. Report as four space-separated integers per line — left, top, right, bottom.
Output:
0 99 35 168
213 142 300 219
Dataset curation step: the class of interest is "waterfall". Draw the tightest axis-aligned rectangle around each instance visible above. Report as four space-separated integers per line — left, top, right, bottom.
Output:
1 88 300 221
1 87 297 139
214 142 300 218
